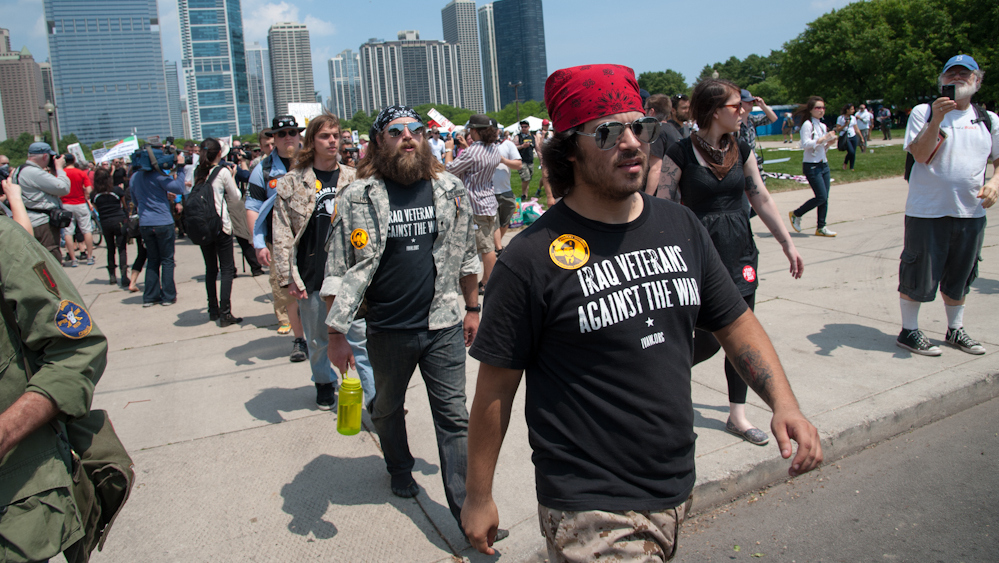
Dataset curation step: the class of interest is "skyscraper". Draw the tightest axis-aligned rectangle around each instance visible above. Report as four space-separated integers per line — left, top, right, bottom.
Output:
441 0 484 112
179 0 252 140
268 22 314 116
328 49 361 120
245 42 273 133
477 4 500 113
164 61 184 138
0 41 44 141
358 35 463 114
43 0 172 144
493 0 547 107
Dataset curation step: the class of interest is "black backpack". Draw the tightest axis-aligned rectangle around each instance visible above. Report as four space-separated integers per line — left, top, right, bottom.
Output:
183 166 224 245
905 103 993 181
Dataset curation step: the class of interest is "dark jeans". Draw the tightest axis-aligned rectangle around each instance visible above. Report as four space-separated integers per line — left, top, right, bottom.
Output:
140 224 176 304
101 218 128 272
795 162 832 229
366 324 468 528
199 230 236 314
843 135 859 169
132 233 147 272
691 294 756 404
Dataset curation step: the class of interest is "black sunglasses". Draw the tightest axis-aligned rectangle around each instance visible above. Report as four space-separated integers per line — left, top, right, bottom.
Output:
386 122 425 137
574 117 660 150
270 129 299 138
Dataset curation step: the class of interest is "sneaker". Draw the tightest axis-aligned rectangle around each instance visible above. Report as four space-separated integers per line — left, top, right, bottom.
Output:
788 211 801 233
86 257 94 265
70 260 79 268
815 226 837 237
277 323 292 335
945 327 985 355
161 300 176 306
290 338 308 362
896 329 942 356
315 383 336 410
142 301 159 308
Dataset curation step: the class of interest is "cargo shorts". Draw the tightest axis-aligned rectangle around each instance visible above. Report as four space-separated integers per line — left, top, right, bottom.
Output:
898 215 985 302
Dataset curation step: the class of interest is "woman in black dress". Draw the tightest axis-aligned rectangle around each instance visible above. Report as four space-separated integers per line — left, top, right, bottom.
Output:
658 78 804 446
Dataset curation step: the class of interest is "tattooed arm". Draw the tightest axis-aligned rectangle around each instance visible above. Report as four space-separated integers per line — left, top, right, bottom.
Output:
656 156 682 202
714 309 822 476
743 153 803 278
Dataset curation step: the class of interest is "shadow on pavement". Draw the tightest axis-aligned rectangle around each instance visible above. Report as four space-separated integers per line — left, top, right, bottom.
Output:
246 385 314 422
692 403 728 432
807 323 907 357
227 334 289 366
281 454 450 550
174 307 212 327
971 277 999 295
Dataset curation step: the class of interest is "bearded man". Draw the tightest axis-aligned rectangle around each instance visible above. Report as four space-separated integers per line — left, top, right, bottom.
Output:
321 105 503 542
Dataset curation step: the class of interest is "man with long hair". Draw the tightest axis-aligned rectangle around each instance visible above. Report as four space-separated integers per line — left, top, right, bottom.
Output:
271 113 374 410
462 65 822 559
321 105 493 540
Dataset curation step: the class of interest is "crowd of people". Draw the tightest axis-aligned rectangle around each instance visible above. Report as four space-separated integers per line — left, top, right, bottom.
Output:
0 52 995 562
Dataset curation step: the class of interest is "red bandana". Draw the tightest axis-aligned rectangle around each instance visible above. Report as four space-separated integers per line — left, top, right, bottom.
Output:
544 64 644 132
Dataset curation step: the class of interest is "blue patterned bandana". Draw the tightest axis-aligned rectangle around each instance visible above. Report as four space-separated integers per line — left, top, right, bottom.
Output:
372 105 422 134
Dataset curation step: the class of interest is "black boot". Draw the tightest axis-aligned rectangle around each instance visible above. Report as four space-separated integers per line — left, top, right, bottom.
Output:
218 304 242 327
109 268 117 286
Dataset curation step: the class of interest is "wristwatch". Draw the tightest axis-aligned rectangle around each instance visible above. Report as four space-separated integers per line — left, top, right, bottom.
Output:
465 305 481 313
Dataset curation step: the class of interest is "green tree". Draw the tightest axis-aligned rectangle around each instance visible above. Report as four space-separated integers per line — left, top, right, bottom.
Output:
637 70 689 96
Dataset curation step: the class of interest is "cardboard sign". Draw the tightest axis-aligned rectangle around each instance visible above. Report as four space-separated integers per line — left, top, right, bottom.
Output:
427 108 456 133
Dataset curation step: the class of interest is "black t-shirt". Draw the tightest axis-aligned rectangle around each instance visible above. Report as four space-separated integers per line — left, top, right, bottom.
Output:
112 168 127 187
650 121 683 160
516 132 536 164
365 179 439 331
92 187 127 222
296 167 339 293
469 193 748 512
666 138 759 296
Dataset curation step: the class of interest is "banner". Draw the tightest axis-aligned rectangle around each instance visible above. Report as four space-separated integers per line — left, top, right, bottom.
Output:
91 148 108 162
427 108 456 133
66 143 87 164
96 136 139 163
287 103 324 128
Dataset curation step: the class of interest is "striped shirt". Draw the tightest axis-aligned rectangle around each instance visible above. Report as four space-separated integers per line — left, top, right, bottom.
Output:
447 141 501 216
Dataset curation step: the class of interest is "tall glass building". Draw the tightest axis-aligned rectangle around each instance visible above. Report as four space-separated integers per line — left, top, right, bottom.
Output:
494 0 547 108
477 4 500 113
43 0 172 144
164 61 184 139
245 42 273 134
179 0 252 139
442 0 484 112
328 49 361 121
358 36 463 115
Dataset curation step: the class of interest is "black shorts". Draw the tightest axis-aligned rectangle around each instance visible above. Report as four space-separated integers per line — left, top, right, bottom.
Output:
898 215 985 302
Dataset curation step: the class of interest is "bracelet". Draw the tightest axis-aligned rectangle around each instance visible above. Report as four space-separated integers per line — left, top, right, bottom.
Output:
465 305 481 313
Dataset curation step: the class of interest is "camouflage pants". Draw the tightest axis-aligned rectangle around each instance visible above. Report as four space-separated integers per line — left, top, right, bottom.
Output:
538 497 692 562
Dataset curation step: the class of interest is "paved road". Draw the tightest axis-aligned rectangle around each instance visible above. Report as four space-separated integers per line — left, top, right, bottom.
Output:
674 397 999 563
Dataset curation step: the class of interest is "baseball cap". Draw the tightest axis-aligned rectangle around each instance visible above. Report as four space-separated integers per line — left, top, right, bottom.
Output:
740 89 755 103
28 142 58 156
943 54 979 73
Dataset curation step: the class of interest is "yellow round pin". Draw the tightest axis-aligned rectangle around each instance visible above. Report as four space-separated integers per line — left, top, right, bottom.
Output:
315 179 323 192
350 228 369 249
549 234 589 270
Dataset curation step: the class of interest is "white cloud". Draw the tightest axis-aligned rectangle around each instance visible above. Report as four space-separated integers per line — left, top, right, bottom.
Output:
32 14 46 39
304 15 336 37
241 0 335 42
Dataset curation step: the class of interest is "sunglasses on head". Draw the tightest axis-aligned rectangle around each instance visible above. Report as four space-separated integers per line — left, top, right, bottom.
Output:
574 117 660 150
385 122 425 137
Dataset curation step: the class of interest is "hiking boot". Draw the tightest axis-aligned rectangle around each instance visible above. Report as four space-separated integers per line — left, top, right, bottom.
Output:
788 211 801 233
290 338 308 362
315 383 336 411
945 327 985 355
896 329 942 356
815 226 837 237
109 270 117 286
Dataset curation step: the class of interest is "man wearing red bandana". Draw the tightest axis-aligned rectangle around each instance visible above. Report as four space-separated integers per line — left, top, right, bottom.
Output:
463 64 822 560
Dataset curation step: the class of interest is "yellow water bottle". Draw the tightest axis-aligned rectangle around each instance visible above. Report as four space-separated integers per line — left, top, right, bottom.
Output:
337 375 363 436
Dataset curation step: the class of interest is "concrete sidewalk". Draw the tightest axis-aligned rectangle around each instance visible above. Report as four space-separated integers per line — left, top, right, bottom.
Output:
69 175 997 562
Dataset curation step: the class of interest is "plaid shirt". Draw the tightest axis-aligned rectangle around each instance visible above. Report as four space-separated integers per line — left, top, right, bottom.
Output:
447 141 501 216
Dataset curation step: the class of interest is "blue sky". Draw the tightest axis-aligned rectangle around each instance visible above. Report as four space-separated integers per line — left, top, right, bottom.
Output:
7 0 853 102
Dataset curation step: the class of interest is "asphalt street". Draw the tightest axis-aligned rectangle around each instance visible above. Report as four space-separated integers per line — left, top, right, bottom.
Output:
674 396 999 563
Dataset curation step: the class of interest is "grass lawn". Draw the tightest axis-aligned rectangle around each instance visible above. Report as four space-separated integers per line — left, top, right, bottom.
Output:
759 141 907 193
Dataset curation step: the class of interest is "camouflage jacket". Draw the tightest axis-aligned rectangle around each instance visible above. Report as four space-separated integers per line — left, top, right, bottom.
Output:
321 172 482 334
272 164 357 290
0 218 108 561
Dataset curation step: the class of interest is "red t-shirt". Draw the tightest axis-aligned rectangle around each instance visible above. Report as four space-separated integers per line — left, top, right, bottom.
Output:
62 167 92 205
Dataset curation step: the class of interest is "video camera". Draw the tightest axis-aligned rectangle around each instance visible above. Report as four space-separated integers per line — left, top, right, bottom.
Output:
132 145 177 173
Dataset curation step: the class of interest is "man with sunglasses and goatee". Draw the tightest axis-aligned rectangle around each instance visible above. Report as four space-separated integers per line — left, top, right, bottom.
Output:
321 105 506 543
462 65 822 560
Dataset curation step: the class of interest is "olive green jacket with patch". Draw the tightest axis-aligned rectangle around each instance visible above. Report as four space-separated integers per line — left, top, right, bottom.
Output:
0 218 108 562
320 172 482 334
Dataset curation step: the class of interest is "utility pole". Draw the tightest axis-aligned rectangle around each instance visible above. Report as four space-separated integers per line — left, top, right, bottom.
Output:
508 81 523 122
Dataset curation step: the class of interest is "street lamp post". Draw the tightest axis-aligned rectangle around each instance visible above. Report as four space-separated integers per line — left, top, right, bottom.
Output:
43 101 58 153
508 81 523 122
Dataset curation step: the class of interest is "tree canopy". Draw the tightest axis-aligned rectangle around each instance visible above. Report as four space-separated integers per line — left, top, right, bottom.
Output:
637 70 689 97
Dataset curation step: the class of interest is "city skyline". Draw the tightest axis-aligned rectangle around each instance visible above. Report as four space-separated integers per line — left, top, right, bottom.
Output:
268 21 313 116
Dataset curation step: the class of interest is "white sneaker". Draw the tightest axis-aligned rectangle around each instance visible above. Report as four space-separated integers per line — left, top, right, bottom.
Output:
815 226 837 237
789 211 801 233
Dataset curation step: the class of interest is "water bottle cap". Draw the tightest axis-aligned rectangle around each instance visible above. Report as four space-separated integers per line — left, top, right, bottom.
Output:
341 376 361 390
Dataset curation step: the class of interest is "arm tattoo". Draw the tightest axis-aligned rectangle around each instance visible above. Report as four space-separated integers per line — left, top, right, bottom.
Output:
658 160 682 202
732 344 774 404
745 176 760 197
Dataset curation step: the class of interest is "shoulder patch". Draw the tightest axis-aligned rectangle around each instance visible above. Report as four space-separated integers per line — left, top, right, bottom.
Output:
350 228 369 249
55 300 93 339
549 234 590 270
33 262 60 297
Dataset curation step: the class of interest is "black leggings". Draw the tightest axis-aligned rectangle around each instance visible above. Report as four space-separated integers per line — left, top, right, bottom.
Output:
101 219 128 272
200 230 236 314
692 293 756 404
132 233 147 272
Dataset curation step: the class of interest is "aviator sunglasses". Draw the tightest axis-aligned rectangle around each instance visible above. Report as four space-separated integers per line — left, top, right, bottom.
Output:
268 129 299 138
386 122 426 137
574 117 660 150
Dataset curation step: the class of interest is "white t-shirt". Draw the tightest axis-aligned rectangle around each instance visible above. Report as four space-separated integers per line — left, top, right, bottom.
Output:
837 115 858 137
903 103 999 218
800 118 829 163
856 110 873 130
492 139 522 195
428 137 446 163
